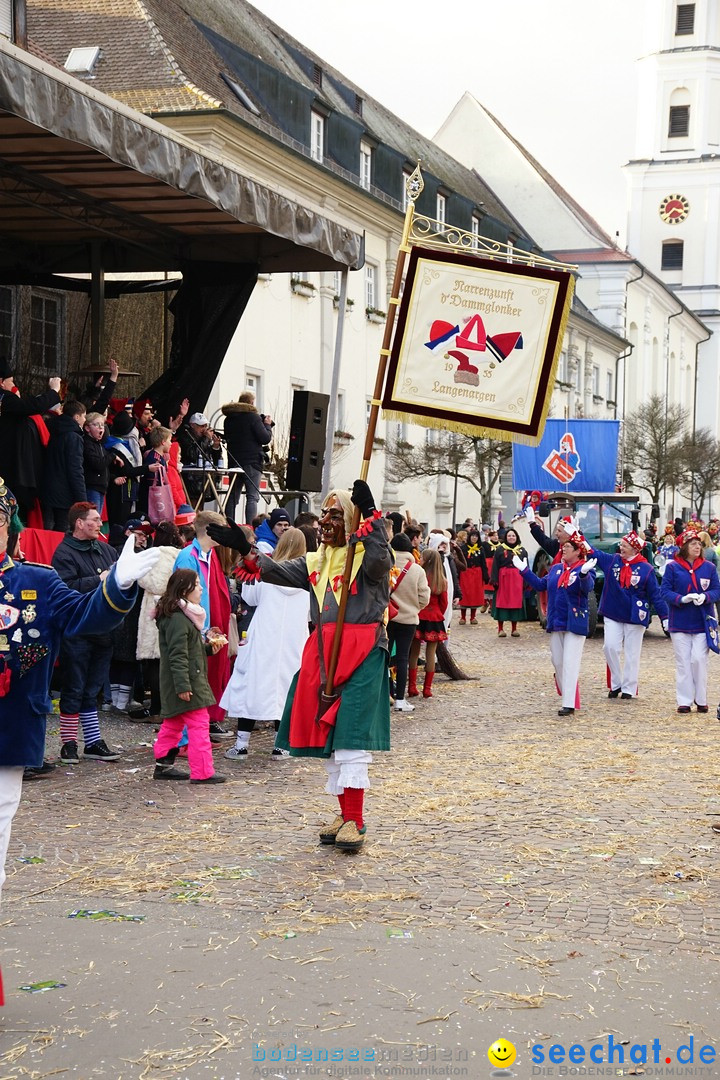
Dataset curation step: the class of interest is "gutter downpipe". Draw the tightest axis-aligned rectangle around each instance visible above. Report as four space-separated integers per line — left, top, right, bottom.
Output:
665 303 683 515
691 325 712 514
618 264 644 491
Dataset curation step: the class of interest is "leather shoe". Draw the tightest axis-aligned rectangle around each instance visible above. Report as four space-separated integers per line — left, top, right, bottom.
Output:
608 688 621 698
621 693 633 700
153 765 189 780
557 707 575 716
128 707 156 722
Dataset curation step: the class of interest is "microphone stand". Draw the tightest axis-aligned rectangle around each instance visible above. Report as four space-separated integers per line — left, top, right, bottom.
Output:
179 426 218 509
220 437 271 510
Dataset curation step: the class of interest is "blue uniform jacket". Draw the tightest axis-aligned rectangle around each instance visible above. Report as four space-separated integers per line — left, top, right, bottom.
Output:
522 562 595 635
660 558 720 633
0 556 137 766
590 548 668 626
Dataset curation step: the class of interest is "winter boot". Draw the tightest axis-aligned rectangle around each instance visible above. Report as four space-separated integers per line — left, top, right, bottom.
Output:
408 668 419 698
423 671 435 698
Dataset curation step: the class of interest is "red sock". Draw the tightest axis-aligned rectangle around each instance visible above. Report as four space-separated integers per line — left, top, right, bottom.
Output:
342 787 364 829
337 791 346 817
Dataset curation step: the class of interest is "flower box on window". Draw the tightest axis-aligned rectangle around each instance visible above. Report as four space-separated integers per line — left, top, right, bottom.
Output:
333 430 354 445
291 278 316 298
365 306 386 324
333 295 355 312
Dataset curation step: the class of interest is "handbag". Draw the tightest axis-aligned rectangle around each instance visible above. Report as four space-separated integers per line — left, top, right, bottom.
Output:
388 560 413 620
147 463 175 526
704 611 720 654
227 612 240 658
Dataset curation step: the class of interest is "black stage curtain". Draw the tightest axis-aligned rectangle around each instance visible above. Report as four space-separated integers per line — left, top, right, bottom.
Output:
143 262 258 425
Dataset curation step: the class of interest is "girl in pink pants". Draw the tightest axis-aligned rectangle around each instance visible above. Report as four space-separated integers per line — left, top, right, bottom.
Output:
153 569 226 784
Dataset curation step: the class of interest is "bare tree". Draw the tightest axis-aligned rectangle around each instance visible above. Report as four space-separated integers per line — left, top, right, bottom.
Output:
622 395 689 505
683 427 720 518
387 431 512 523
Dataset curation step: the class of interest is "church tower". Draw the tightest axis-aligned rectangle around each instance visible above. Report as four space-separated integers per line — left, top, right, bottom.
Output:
626 0 720 434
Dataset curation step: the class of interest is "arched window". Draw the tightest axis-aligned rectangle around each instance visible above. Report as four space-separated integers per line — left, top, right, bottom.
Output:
668 87 691 137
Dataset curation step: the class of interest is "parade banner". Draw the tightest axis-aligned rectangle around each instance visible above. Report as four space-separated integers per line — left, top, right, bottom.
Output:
511 419 620 492
381 245 574 444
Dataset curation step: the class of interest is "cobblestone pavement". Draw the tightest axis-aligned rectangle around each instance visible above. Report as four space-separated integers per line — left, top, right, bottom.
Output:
2 615 720 1077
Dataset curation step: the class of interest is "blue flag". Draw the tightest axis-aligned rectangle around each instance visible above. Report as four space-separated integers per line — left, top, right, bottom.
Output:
512 420 620 493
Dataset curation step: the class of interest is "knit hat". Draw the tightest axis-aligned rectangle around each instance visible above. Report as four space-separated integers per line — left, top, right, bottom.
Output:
427 533 448 551
269 508 291 529
133 396 153 420
622 530 644 553
390 533 413 553
678 528 702 548
563 529 590 556
174 504 196 527
111 411 134 437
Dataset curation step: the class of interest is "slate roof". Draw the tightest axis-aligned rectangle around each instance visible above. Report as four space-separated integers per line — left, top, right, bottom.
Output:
26 0 540 248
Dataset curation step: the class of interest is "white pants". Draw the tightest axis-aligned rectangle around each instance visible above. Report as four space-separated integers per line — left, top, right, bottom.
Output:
324 749 373 794
603 618 646 696
549 632 586 708
671 632 709 707
0 767 24 901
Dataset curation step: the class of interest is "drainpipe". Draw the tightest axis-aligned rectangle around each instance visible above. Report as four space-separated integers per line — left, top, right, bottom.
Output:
663 304 683 513
617 264 644 493
691 326 712 514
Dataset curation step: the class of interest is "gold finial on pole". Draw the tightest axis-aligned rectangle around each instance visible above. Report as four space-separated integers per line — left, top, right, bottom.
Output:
405 161 424 204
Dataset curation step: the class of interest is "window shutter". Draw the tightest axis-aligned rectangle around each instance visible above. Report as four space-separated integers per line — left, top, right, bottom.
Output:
0 0 12 39
668 105 690 137
675 4 695 35
661 241 684 270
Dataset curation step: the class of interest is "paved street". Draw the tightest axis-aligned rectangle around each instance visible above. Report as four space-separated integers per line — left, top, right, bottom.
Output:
2 616 720 1078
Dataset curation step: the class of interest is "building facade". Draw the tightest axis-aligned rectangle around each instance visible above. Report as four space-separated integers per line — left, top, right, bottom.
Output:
625 0 719 438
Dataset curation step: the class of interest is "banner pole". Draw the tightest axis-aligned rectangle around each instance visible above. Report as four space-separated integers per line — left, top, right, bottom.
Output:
321 166 424 704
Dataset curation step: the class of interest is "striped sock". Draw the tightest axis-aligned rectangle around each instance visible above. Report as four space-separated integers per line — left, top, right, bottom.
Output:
60 713 79 744
79 710 101 748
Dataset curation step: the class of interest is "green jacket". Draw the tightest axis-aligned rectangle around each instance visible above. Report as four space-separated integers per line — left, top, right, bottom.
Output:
158 610 215 719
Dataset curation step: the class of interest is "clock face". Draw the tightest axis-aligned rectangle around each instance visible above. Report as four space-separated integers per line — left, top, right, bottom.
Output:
659 194 690 224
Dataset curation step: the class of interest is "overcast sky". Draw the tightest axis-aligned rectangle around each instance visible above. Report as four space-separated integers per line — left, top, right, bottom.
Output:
250 0 648 244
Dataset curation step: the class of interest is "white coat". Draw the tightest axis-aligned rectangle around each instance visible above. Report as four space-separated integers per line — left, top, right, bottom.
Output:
135 546 181 660
219 579 309 721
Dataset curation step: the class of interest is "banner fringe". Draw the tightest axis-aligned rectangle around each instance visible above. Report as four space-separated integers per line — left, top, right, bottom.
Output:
381 408 542 446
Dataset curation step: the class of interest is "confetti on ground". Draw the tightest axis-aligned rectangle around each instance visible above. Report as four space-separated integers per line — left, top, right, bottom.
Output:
67 909 146 922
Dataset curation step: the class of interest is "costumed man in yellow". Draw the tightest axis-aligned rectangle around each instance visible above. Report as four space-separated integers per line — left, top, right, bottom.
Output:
208 480 392 852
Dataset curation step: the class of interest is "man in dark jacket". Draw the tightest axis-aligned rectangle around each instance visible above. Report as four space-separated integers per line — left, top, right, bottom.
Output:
52 502 120 764
42 399 87 532
220 391 273 523
176 411 222 508
0 360 61 520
